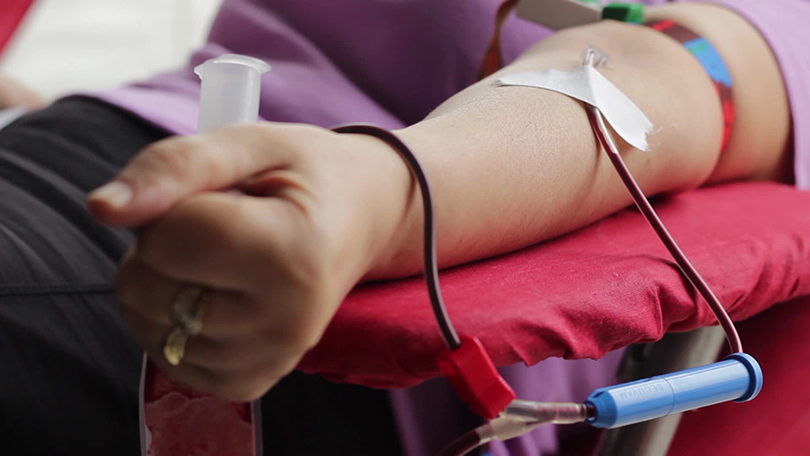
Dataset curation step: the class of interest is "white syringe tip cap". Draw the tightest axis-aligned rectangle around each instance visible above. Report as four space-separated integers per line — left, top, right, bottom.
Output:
194 53 271 77
195 54 271 133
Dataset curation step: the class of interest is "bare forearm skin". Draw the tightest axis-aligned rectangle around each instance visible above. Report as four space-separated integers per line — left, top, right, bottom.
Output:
361 4 791 280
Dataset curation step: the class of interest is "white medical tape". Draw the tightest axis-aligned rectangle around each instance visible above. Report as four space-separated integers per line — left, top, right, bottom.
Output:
495 65 653 151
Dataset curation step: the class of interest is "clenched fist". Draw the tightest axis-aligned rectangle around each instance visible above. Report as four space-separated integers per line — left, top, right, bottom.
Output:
89 123 412 401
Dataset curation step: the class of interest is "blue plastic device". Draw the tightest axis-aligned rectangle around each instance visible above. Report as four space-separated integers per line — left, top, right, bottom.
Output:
586 353 763 428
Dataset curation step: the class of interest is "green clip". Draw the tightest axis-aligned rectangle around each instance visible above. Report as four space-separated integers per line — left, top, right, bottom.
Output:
602 3 645 23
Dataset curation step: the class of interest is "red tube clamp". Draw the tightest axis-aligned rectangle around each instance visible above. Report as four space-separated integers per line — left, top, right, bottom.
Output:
436 336 516 419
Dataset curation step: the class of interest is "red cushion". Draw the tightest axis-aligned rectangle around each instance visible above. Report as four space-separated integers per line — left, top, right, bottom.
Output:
0 0 34 56
299 182 810 387
669 295 810 455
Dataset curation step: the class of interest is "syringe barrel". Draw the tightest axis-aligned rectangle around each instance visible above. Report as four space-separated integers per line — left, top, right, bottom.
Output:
586 353 762 429
194 54 270 133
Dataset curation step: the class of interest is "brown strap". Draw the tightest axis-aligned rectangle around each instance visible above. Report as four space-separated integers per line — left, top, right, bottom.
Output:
477 0 519 80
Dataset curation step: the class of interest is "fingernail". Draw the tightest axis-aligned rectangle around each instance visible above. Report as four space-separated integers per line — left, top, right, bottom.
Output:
89 181 133 209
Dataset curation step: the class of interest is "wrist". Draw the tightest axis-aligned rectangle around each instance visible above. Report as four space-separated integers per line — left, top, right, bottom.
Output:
331 132 417 283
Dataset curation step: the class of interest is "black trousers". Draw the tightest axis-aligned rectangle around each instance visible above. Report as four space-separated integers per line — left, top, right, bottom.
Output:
0 98 400 455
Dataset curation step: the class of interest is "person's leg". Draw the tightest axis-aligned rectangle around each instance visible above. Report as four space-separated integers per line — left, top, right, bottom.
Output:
0 98 164 454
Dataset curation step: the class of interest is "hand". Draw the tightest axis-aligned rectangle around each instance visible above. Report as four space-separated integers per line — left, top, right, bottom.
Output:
0 73 45 111
89 123 411 401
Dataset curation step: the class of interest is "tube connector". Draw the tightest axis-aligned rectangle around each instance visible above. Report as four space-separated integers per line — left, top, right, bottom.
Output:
480 417 541 443
501 400 589 424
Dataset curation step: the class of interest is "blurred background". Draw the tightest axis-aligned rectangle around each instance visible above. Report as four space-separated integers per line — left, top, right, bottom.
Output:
1 0 223 100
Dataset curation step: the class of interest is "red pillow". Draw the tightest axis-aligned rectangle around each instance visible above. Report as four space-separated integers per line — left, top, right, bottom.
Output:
299 182 810 387
0 0 34 56
669 295 810 456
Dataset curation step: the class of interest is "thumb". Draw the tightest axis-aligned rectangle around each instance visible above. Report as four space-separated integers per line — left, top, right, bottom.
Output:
88 123 296 227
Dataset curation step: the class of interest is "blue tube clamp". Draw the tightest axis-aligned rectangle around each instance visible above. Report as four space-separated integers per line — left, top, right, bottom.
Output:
586 353 762 428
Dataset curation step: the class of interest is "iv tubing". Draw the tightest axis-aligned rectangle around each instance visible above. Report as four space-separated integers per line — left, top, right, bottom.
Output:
332 124 462 350
585 105 743 354
438 409 590 456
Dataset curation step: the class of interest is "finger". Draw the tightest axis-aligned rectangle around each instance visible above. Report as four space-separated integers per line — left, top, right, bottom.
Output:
198 355 301 403
145 352 225 398
133 191 303 292
131 315 299 401
87 123 321 227
147 348 290 403
117 255 260 339
124 301 309 374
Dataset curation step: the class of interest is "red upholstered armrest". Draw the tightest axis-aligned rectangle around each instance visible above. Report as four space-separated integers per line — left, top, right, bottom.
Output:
299 182 810 388
0 0 35 56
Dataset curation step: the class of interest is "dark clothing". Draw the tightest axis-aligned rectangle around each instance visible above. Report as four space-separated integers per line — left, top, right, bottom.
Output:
0 98 399 455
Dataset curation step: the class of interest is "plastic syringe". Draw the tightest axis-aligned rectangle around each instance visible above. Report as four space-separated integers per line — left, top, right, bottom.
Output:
139 53 270 456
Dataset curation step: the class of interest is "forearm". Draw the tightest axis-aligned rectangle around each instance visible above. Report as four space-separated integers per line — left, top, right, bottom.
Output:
363 5 790 280
0 74 45 111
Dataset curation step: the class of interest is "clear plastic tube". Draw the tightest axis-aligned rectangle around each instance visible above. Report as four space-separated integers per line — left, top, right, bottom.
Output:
582 47 742 354
140 53 272 456
195 53 270 454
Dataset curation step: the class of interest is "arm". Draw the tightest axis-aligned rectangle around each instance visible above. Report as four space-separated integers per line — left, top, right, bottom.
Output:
91 4 792 400
367 3 791 279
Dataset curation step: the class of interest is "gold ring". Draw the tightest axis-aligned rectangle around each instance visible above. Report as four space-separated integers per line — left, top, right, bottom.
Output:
163 326 190 366
162 285 208 366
